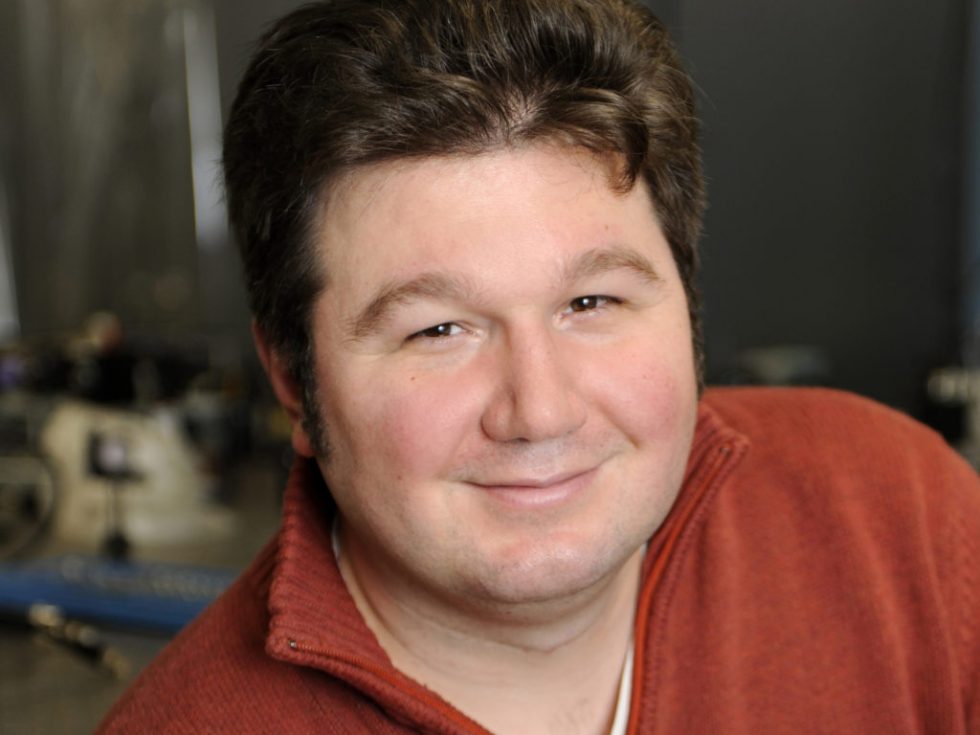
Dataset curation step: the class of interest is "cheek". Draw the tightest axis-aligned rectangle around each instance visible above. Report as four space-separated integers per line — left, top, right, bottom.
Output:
595 328 697 438
607 363 690 450
324 367 482 481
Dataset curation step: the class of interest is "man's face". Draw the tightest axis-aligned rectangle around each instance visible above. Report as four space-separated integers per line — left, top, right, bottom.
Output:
297 145 698 612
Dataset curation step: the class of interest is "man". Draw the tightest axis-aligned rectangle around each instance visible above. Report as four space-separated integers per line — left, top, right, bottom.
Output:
99 1 980 733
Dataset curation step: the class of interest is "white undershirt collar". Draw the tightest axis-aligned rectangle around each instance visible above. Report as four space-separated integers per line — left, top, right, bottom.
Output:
608 641 635 735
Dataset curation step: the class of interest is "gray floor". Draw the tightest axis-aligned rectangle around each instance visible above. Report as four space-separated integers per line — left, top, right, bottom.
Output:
0 627 169 734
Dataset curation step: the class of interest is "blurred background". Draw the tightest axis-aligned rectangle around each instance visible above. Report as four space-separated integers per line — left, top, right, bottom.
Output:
0 0 977 731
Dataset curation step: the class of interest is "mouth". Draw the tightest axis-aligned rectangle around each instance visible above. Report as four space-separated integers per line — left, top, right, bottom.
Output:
466 467 599 509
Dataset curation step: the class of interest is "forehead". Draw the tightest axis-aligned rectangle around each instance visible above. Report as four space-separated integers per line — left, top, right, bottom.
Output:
316 145 663 284
325 146 627 230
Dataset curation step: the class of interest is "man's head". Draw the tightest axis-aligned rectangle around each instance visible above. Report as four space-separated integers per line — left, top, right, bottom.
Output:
223 0 705 450
224 0 704 616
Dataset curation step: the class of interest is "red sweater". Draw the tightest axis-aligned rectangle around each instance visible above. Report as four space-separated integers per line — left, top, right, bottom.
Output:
97 388 980 733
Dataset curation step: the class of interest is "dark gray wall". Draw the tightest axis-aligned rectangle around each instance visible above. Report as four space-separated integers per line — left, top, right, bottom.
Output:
655 0 968 413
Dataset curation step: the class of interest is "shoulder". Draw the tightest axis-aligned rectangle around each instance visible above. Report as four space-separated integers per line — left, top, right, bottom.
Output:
702 385 926 436
700 386 963 475
698 387 980 602
697 386 980 576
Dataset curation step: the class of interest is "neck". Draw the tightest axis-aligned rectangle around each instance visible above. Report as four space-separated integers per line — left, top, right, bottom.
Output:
337 528 644 735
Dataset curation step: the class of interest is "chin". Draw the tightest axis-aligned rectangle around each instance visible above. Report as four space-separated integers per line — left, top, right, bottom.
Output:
462 532 641 609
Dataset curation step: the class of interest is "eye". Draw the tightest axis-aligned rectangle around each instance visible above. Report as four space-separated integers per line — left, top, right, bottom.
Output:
566 295 620 313
407 322 463 341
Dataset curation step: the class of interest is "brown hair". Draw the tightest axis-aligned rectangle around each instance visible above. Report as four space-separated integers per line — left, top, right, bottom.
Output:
223 0 705 440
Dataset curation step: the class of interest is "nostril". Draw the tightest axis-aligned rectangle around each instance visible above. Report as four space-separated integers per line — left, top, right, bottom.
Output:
479 332 587 443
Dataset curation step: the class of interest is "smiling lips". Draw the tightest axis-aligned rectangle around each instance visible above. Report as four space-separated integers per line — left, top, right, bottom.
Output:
468 467 599 508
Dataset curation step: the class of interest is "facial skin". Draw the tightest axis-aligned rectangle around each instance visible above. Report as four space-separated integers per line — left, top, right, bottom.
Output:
267 144 698 628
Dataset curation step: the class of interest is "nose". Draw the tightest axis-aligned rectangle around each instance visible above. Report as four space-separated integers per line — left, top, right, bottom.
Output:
480 328 588 443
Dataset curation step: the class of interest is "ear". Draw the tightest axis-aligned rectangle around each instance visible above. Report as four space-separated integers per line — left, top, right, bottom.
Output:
252 321 316 458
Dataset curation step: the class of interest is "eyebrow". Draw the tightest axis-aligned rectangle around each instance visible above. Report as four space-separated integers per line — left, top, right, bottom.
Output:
345 245 661 341
560 246 662 287
346 272 478 341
